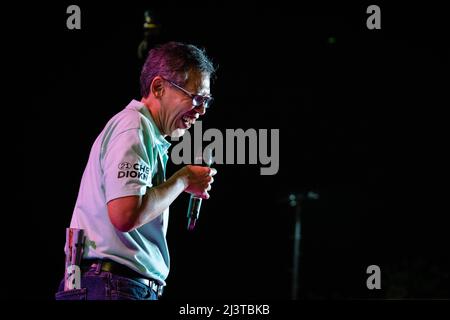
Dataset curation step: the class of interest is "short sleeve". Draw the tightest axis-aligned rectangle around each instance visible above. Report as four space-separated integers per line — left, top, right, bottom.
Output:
102 128 154 203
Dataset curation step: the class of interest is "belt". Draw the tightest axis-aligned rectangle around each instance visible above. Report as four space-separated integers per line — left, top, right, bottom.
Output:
82 259 164 297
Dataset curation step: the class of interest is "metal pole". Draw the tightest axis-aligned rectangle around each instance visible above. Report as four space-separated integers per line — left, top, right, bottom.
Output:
292 202 302 300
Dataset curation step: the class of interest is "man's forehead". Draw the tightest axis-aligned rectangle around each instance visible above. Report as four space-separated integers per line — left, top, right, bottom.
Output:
186 70 210 94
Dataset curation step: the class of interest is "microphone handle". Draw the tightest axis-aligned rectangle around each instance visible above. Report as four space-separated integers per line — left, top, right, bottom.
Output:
187 195 202 231
187 149 212 231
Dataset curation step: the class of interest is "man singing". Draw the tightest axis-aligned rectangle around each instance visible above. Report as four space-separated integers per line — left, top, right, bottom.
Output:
55 42 217 300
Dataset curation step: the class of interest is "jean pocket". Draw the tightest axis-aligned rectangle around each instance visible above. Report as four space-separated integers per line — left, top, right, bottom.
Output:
111 276 154 300
55 288 88 300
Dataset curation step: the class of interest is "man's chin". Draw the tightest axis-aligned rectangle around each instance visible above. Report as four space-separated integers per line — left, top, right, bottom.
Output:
169 128 186 138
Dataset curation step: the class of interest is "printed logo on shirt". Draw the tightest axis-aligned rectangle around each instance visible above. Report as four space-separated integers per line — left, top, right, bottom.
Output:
117 162 150 181
118 162 132 170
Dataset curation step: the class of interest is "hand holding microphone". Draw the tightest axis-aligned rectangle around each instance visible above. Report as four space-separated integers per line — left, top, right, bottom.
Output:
185 149 215 230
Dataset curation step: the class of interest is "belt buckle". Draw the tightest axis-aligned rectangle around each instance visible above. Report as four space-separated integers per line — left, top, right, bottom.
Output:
142 279 163 298
148 280 163 297
157 285 163 298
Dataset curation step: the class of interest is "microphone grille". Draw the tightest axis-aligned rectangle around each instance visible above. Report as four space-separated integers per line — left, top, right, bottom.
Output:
204 147 213 167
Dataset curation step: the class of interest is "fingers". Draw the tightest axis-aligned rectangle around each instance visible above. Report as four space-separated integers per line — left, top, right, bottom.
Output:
201 191 210 200
209 168 217 176
198 176 214 197
184 165 216 199
189 165 216 176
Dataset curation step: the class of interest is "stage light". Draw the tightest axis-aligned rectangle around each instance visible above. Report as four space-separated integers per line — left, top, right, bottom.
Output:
137 10 161 59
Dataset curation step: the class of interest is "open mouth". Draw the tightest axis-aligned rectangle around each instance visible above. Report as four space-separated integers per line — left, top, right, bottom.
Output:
181 114 196 129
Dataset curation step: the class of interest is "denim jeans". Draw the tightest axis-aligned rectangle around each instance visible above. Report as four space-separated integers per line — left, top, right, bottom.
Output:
55 265 158 300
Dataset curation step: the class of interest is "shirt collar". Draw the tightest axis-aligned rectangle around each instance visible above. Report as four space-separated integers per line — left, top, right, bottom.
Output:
127 99 171 152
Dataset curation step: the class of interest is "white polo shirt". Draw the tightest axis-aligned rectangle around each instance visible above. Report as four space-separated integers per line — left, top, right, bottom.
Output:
68 99 171 285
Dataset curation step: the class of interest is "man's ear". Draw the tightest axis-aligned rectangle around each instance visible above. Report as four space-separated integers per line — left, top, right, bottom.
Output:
151 76 165 98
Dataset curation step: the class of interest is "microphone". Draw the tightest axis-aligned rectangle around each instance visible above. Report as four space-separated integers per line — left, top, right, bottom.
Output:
187 148 213 231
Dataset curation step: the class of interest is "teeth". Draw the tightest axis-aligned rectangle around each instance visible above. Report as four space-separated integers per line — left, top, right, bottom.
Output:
182 115 192 124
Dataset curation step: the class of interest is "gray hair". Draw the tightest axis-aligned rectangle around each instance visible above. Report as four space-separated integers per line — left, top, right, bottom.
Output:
140 41 216 98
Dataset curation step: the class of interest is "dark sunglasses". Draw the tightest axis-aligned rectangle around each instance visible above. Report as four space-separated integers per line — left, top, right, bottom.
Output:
162 77 213 109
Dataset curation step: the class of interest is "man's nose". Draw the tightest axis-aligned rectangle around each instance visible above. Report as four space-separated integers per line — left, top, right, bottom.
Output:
194 104 206 115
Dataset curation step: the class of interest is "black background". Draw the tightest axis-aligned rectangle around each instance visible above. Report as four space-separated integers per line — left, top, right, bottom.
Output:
3 1 449 300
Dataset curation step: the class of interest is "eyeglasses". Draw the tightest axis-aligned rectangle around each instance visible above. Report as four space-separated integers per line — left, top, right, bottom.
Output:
162 77 213 109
